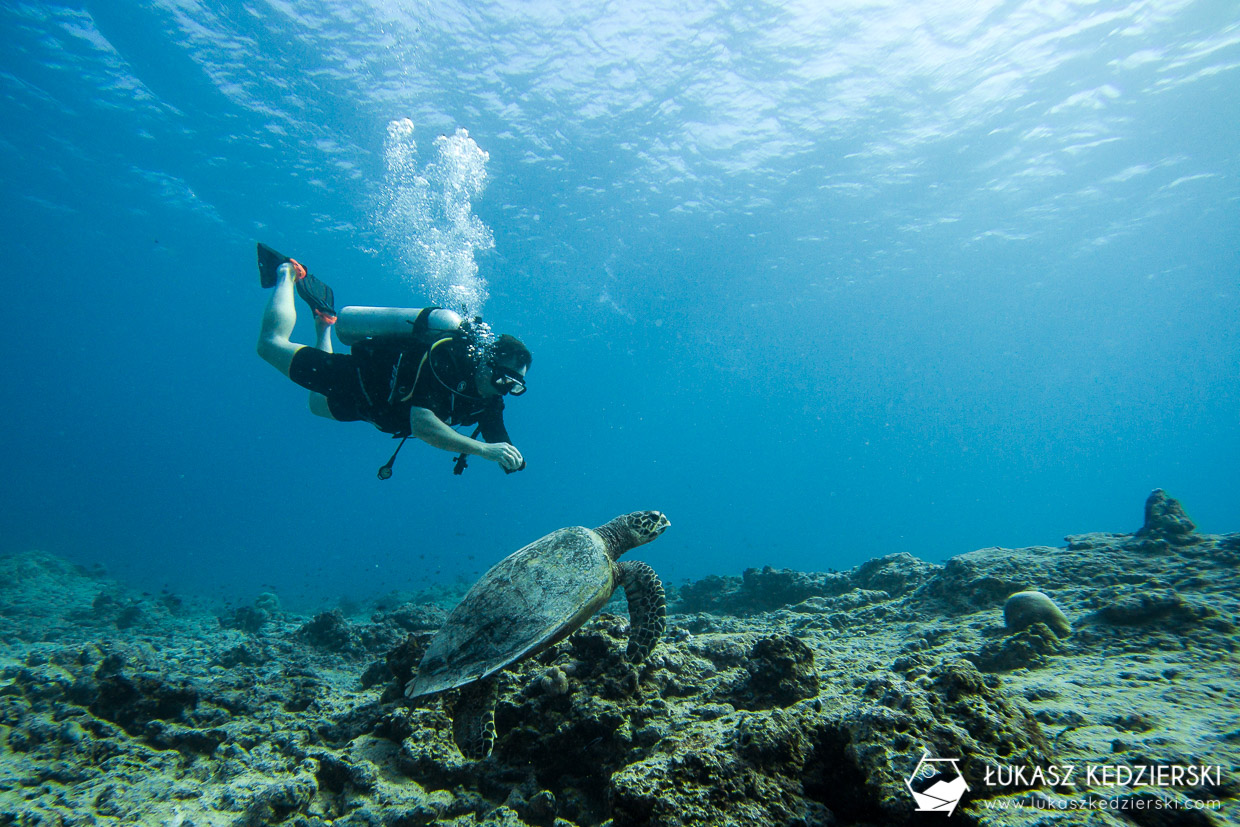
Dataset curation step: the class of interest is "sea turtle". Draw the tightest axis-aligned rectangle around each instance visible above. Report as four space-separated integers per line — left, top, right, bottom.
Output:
405 510 671 758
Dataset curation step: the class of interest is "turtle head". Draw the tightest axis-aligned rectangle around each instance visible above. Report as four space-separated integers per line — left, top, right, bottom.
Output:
596 511 670 559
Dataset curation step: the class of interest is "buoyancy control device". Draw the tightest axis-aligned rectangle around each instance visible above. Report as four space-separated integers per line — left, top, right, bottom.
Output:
335 306 494 480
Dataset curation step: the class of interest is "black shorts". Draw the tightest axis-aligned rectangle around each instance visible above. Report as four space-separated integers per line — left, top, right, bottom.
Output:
287 347 366 423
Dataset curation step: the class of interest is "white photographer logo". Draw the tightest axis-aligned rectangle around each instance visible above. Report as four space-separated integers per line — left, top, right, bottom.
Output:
906 749 970 815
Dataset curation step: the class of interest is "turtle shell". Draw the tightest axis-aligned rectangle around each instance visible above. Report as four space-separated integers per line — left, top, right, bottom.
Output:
407 526 615 697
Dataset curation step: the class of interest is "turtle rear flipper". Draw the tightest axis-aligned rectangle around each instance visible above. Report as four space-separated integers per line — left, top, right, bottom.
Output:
453 678 498 759
617 560 666 662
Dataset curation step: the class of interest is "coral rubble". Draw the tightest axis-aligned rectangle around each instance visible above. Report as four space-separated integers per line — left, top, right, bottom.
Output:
0 491 1236 825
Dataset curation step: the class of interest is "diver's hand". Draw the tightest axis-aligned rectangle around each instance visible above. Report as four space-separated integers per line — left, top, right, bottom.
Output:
482 442 524 471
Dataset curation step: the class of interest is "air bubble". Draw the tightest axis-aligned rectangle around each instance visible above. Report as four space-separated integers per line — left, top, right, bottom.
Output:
377 120 494 318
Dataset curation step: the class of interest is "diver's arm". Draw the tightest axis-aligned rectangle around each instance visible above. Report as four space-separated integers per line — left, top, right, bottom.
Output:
408 407 523 470
477 406 525 472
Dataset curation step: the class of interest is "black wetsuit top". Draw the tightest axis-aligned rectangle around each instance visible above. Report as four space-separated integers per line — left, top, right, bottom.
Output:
288 337 511 443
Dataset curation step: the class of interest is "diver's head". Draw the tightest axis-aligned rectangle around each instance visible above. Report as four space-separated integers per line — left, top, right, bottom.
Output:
478 333 531 398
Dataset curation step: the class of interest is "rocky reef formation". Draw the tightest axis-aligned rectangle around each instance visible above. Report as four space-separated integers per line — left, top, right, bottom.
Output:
1137 488 1198 544
0 491 1236 825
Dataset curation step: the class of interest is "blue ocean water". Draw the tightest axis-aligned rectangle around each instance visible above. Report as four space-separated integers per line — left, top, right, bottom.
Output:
1 0 1236 608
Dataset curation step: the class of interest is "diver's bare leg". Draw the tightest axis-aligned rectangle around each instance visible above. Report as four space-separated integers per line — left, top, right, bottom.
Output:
256 263 306 377
314 316 334 354
306 304 337 418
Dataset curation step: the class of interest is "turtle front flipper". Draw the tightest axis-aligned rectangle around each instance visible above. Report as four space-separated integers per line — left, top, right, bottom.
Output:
452 678 498 759
616 560 666 662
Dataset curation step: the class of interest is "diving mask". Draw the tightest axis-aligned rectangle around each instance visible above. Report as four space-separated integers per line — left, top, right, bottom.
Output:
491 365 527 396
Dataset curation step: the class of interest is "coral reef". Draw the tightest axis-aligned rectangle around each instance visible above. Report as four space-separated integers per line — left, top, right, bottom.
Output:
0 490 1236 825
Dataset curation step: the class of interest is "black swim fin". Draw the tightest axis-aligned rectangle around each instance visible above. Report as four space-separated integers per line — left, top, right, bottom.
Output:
257 241 334 321
257 242 292 288
296 274 336 323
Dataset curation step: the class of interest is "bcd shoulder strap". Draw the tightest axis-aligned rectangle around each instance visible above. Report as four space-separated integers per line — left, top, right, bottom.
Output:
410 306 442 344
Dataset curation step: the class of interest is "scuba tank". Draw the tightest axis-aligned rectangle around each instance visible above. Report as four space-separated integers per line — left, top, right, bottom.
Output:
335 306 464 346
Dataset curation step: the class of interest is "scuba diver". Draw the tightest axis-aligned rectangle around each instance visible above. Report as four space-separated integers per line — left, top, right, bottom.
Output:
254 243 530 478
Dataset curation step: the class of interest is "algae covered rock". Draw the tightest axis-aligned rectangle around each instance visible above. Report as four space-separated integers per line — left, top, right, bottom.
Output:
671 574 739 614
1088 589 1215 628
609 658 1054 826
240 774 318 826
973 623 1066 672
739 566 853 612
834 659 1052 820
86 672 200 736
726 634 819 710
299 609 357 652
672 555 938 617
909 550 1036 616
608 706 832 827
672 566 853 615
850 553 940 597
1136 488 1197 543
